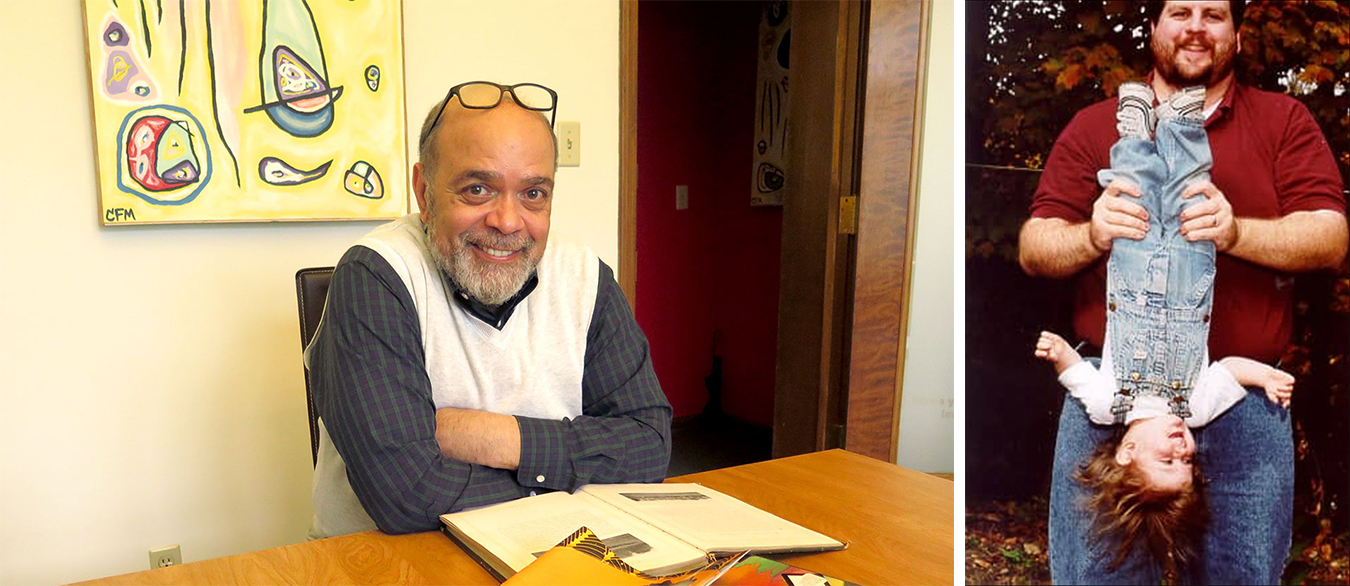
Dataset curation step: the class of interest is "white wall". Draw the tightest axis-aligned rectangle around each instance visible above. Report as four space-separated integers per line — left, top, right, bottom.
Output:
0 1 618 584
895 0 954 474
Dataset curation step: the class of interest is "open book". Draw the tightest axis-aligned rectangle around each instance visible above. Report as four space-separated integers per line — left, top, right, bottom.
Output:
439 483 846 581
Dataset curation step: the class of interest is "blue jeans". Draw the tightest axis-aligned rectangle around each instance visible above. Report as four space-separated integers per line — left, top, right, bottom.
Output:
1049 391 1294 584
1099 117 1216 420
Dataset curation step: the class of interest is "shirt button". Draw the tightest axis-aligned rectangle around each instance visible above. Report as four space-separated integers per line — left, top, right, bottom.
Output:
536 475 546 483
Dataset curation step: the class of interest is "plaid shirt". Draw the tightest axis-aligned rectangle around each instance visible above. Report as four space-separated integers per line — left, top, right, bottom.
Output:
311 245 672 534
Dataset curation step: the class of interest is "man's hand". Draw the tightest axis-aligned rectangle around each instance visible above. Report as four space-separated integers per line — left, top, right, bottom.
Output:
1179 181 1240 251
434 408 522 470
1089 178 1150 252
1019 180 1150 278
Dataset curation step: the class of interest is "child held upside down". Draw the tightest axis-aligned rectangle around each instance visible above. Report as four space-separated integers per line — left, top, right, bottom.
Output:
1034 331 1293 567
1036 81 1296 571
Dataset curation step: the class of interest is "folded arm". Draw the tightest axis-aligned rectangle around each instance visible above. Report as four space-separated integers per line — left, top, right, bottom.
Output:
508 262 673 492
312 247 532 534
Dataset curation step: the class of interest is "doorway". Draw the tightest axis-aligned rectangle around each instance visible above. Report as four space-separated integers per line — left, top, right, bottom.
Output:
623 0 930 470
631 0 778 475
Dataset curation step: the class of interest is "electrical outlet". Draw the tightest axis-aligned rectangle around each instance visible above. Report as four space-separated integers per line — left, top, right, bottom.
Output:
149 544 181 569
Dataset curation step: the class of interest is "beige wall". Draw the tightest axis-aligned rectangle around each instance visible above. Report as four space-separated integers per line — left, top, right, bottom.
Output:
0 1 618 584
896 0 954 474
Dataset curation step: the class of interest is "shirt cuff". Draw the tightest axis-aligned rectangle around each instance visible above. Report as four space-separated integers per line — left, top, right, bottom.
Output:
514 415 570 491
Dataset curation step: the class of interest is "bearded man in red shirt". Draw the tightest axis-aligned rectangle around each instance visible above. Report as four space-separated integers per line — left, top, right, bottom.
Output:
1018 1 1347 583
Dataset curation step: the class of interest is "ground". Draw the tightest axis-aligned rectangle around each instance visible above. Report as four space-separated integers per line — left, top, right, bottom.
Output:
965 498 1348 585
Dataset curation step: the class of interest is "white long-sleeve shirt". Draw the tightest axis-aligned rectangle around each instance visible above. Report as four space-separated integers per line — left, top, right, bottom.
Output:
1059 343 1247 426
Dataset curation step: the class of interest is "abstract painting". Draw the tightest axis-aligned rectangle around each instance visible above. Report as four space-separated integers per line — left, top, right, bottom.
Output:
751 0 789 207
83 0 407 225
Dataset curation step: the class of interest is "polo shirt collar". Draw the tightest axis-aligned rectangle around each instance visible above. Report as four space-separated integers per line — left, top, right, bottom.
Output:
1208 77 1240 126
447 273 539 330
1145 70 1240 128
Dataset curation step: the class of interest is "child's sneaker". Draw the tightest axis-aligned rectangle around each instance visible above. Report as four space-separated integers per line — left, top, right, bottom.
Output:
1157 85 1205 122
1116 82 1156 140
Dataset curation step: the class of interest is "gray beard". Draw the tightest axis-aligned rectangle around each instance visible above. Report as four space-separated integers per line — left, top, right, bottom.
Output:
425 219 538 307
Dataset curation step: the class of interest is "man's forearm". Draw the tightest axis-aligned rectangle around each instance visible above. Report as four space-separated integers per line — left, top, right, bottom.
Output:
1227 210 1348 271
1018 217 1103 277
435 408 522 470
516 405 672 491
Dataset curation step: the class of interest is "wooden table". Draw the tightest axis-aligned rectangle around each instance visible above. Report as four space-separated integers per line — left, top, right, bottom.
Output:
76 449 953 585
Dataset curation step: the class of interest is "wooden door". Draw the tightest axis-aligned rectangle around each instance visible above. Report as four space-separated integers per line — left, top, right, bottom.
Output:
618 0 931 462
773 0 931 461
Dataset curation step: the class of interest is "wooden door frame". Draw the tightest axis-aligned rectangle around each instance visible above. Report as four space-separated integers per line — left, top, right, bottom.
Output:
617 0 929 462
619 0 638 309
771 0 868 459
845 0 931 461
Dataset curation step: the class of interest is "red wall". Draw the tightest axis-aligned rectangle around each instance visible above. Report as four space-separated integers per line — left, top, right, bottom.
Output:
636 1 781 427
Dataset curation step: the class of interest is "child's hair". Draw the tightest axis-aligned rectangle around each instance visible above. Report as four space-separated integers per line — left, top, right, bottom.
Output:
1075 432 1207 573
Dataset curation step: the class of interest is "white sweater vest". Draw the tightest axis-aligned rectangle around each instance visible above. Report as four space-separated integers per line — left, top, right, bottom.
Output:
308 214 600 538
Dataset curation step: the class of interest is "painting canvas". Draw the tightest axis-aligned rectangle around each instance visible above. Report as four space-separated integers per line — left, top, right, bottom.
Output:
750 0 789 207
83 0 407 225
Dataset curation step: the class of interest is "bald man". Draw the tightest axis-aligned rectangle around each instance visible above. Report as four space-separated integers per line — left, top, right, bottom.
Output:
306 83 671 539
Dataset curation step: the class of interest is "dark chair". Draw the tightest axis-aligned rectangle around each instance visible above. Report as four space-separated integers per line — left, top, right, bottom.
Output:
296 267 335 466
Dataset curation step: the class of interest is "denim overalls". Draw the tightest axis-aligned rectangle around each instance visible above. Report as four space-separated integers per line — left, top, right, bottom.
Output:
1051 101 1293 586
1096 115 1215 424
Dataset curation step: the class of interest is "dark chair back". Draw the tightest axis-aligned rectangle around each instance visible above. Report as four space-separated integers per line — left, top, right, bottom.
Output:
296 267 335 466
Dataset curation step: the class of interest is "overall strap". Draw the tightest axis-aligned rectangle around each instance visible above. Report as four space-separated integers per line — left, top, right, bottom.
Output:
1109 381 1194 425
1109 386 1134 426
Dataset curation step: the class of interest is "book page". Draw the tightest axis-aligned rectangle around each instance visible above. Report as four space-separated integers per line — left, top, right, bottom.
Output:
580 484 844 554
440 491 708 576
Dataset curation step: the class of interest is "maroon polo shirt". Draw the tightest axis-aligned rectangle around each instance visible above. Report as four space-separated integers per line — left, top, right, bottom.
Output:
1030 82 1346 364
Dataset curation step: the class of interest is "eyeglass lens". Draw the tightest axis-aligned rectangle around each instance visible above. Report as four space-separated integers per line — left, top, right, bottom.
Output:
457 82 554 111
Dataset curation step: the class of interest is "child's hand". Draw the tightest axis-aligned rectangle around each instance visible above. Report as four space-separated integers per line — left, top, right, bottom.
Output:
1034 331 1082 374
1262 367 1295 409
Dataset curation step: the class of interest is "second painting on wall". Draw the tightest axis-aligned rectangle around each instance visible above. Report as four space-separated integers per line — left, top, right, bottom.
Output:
83 0 407 225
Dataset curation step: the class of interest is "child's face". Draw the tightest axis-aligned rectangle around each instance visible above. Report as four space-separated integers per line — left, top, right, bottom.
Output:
1116 415 1196 493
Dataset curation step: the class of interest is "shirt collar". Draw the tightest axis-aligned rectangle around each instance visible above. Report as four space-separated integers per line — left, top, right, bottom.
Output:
1209 77 1240 125
448 273 539 330
1145 70 1240 128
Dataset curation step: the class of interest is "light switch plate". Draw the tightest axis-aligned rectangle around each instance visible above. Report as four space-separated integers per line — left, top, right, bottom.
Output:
558 121 580 167
676 185 689 210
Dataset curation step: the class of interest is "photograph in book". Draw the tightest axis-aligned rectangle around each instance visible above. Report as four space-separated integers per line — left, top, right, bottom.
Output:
578 483 845 553
440 491 711 580
440 483 845 581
